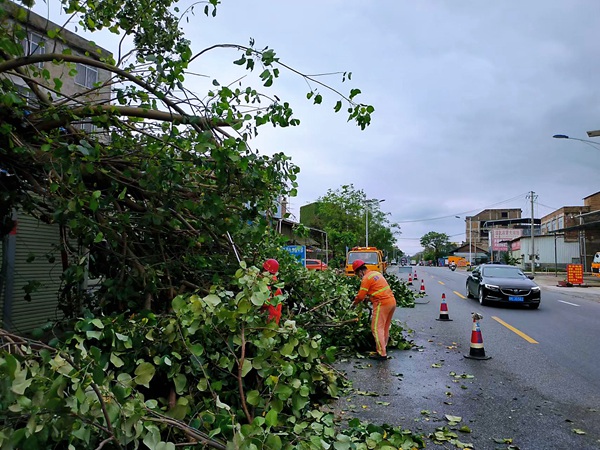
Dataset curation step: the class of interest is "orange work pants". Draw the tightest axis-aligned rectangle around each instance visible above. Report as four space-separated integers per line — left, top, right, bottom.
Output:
371 301 396 357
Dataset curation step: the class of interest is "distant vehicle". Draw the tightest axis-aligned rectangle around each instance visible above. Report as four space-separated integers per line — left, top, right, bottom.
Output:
466 263 541 309
410 259 417 265
390 260 398 266
345 246 386 276
306 259 328 271
592 252 600 277
448 255 470 267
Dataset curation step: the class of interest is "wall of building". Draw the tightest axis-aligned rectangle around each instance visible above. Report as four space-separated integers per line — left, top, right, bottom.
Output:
583 191 600 211
1 2 113 332
299 202 319 228
2 2 112 117
468 208 523 250
541 206 589 242
1 212 66 333
512 235 580 271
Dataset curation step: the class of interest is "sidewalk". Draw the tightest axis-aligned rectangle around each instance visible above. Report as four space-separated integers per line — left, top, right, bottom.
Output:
530 271 600 286
529 272 600 302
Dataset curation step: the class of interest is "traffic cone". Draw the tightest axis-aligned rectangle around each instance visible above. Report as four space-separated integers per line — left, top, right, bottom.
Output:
408 273 413 285
436 293 452 321
414 270 418 279
464 313 491 360
419 279 426 294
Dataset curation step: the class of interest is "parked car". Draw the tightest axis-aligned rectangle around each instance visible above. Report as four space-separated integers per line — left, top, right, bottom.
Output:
306 259 328 271
466 264 541 309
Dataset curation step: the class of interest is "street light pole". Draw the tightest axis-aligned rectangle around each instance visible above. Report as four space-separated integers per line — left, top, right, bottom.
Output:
553 134 600 151
366 207 369 246
365 198 385 247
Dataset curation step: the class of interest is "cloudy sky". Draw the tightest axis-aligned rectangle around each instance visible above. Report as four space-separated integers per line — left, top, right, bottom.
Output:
39 0 600 255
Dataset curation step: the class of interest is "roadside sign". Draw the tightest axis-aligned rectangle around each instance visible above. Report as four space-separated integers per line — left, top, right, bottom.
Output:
400 257 407 266
283 245 306 266
566 264 584 285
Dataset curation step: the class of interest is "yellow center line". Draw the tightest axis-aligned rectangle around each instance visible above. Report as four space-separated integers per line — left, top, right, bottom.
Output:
453 291 466 299
438 281 445 285
492 316 539 344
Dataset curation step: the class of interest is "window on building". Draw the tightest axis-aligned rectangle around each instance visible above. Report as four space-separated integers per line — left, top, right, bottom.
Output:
75 63 98 88
74 121 96 133
501 211 508 218
558 217 564 229
15 84 40 108
22 32 46 68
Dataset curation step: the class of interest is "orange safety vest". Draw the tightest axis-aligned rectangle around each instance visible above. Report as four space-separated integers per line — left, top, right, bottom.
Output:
356 270 396 306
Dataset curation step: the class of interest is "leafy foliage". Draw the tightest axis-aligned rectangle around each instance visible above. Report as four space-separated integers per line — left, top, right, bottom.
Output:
385 272 421 308
0 264 419 448
499 251 520 265
304 185 400 267
0 0 374 315
0 1 427 448
420 231 452 263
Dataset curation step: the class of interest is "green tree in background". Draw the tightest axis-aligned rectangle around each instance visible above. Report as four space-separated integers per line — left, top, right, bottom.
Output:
420 231 451 264
314 185 400 266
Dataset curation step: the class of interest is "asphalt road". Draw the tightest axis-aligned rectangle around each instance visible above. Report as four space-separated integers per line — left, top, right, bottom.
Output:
332 266 600 450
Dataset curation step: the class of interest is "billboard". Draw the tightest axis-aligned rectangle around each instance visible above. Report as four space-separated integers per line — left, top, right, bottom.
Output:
491 228 523 251
283 245 306 266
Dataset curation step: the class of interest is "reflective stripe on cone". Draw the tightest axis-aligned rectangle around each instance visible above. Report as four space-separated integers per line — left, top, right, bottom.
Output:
464 317 491 360
436 293 452 321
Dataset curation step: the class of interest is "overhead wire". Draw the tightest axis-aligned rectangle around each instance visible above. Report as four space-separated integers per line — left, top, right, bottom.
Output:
393 191 530 223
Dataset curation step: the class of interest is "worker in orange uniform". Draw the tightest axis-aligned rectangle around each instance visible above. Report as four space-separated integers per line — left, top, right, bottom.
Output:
262 258 283 325
351 259 396 360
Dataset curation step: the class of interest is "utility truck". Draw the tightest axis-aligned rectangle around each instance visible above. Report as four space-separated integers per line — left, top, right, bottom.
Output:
345 246 387 276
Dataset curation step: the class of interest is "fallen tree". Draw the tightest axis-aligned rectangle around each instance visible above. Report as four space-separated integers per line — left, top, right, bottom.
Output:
0 1 430 448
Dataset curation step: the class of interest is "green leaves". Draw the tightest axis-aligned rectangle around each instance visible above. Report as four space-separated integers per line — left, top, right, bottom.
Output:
134 362 155 387
0 264 417 449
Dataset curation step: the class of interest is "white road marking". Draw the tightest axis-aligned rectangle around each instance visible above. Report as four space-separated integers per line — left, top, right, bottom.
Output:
558 300 580 307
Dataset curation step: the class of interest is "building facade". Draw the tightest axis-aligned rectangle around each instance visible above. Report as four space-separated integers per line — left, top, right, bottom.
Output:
0 2 112 333
466 208 523 251
539 191 600 272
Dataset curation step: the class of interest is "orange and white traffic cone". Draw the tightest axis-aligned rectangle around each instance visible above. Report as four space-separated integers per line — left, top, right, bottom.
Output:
464 313 491 360
419 279 426 294
408 273 413 285
414 270 418 279
436 293 452 321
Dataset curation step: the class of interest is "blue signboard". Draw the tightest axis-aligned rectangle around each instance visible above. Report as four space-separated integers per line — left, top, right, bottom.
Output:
283 245 306 266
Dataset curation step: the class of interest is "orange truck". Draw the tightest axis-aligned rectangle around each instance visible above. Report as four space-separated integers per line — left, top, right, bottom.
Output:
345 246 387 276
448 255 469 267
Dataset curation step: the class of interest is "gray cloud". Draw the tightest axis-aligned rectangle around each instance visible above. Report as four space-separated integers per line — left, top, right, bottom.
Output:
40 0 600 254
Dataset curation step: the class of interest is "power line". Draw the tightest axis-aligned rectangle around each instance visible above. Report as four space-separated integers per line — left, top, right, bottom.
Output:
396 231 464 241
393 192 530 224
537 202 558 211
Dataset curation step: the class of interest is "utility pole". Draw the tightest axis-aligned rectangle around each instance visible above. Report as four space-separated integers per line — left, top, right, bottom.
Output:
469 217 472 265
527 191 537 275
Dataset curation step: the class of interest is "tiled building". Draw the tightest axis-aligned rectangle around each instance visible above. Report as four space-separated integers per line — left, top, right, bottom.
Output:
466 208 523 251
540 191 600 271
0 1 112 333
